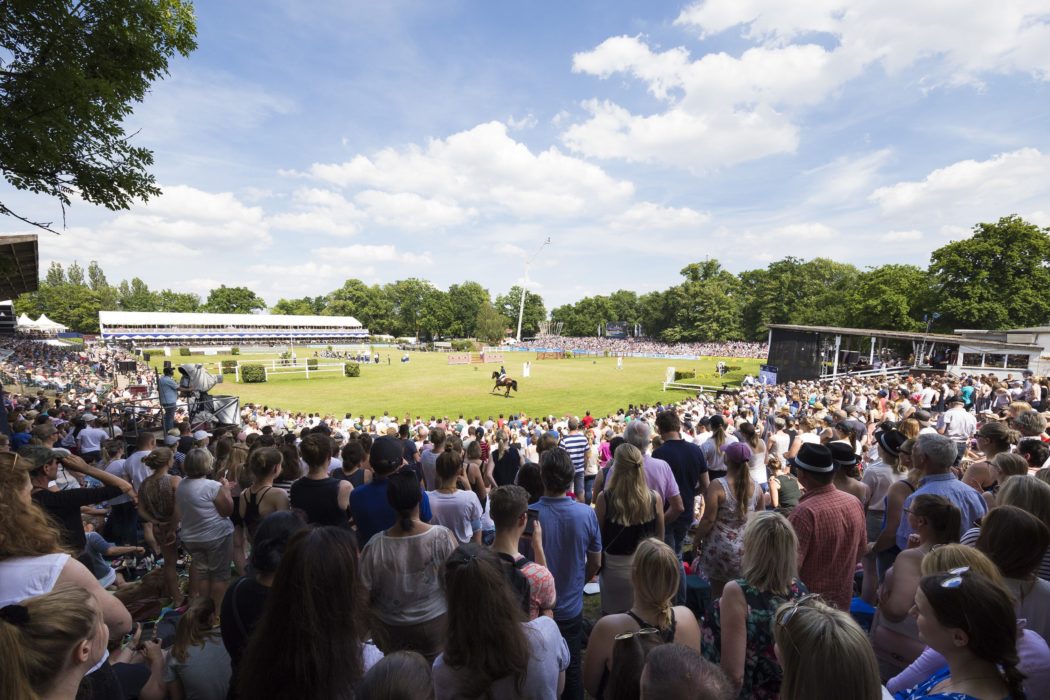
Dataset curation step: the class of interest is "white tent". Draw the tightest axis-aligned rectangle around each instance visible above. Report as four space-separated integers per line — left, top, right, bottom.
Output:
34 314 67 333
16 313 36 329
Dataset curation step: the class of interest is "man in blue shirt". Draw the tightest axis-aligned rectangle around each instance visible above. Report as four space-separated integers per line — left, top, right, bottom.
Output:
897 433 986 550
350 436 431 547
158 366 180 433
533 447 601 700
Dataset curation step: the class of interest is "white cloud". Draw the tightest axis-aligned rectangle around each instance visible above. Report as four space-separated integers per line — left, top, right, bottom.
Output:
804 149 894 206
610 202 710 230
880 229 923 242
771 222 839 241
353 190 475 230
869 148 1050 214
506 113 538 130
563 2 1050 169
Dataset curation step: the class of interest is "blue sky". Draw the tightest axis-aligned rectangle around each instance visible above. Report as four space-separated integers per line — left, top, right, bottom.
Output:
3 0 1050 310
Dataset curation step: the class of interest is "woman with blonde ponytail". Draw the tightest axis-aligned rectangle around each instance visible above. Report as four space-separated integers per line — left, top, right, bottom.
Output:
594 444 664 615
0 584 108 700
583 538 701 699
695 442 760 597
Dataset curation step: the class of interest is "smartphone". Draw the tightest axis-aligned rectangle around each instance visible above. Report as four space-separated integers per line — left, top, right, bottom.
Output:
523 508 539 536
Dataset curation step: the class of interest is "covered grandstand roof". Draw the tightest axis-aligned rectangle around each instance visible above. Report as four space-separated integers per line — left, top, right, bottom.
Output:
767 324 1040 352
0 234 39 300
99 311 364 328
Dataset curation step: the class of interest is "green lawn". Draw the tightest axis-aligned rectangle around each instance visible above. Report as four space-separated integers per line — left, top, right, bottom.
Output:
151 351 761 419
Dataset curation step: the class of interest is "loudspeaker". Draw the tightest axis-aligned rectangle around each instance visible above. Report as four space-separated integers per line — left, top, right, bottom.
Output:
163 360 172 370
118 361 137 373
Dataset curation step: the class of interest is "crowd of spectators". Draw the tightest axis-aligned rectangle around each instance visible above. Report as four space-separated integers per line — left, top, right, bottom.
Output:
3 333 1050 699
505 336 768 358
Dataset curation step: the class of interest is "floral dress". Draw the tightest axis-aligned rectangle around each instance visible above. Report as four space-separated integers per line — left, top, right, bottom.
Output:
702 577 808 700
893 666 1004 699
696 477 761 582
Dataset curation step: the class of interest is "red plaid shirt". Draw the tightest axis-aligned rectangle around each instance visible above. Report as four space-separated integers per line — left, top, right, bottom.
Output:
789 483 867 611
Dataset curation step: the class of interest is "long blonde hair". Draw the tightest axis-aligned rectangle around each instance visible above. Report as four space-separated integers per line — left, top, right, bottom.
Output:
0 454 65 561
742 512 798 595
631 539 679 630
172 598 221 663
605 444 653 526
0 584 101 700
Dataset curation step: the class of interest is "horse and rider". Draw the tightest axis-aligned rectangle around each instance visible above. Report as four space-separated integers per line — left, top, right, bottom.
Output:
491 365 517 397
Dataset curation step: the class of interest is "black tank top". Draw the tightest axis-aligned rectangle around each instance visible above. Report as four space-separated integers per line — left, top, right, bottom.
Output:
492 446 520 486
290 477 348 527
242 486 272 538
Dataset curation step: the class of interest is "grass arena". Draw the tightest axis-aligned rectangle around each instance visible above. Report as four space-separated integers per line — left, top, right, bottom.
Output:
146 350 763 419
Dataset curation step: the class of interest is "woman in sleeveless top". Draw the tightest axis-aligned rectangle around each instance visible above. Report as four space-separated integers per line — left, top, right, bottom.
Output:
583 539 701 700
594 444 664 615
240 447 290 542
870 439 922 581
702 512 808 699
767 455 801 514
138 447 183 605
289 433 351 528
487 430 523 488
695 442 761 597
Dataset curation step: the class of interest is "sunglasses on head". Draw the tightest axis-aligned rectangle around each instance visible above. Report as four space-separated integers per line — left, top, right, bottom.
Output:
775 593 821 628
940 566 970 588
614 627 661 641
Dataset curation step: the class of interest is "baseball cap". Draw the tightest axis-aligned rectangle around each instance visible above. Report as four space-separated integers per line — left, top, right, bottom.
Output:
192 430 210 441
721 442 752 464
17 445 64 470
164 435 179 446
369 436 404 471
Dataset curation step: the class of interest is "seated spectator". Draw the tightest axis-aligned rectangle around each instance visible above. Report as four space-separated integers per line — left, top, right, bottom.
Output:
290 432 351 527
0 583 109 700
432 544 569 699
82 530 144 588
489 484 556 620
359 470 457 662
237 527 383 698
975 505 1050 643
772 595 883 700
166 598 231 700
702 511 807 699
427 450 483 544
888 545 1050 698
895 570 1025 700
238 447 291 543
641 644 735 700
357 651 434 700
583 538 702 699
221 511 307 696
595 443 663 615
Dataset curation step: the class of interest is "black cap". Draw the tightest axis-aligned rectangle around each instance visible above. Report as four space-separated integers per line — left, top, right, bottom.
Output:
369 437 404 470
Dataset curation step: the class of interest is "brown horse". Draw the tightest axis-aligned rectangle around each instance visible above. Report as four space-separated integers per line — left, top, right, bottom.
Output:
491 371 518 397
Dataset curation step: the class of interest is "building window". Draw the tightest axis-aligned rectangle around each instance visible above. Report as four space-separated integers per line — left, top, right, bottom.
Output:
1007 354 1030 369
984 353 1005 368
962 353 983 367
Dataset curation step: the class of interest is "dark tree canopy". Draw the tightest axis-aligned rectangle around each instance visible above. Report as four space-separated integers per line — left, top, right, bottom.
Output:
0 0 197 230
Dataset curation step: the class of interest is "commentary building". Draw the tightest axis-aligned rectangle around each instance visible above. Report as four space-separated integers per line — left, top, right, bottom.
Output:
99 311 369 346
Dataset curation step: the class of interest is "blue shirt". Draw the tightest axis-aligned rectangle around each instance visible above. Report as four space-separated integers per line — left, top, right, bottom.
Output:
896 472 987 550
349 476 432 547
533 495 602 620
158 376 179 406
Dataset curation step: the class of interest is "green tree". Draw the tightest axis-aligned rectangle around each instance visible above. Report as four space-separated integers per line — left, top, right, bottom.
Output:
66 261 85 287
928 215 1050 330
844 264 930 332
271 296 326 316
447 281 490 338
155 289 200 313
475 300 508 344
203 285 265 314
495 286 546 338
666 260 743 341
384 278 441 339
117 277 157 311
326 279 393 332
738 257 860 339
44 262 65 286
0 0 197 230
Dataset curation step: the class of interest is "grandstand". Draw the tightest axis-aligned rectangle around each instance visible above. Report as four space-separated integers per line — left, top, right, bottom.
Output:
98 311 369 346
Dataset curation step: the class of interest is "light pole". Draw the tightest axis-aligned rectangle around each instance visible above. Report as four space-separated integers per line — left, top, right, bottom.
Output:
516 237 551 342
919 312 941 366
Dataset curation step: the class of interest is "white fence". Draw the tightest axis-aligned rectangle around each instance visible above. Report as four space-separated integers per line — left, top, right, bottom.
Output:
234 360 345 382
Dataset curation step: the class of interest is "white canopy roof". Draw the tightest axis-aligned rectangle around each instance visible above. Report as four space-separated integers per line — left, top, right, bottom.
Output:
16 313 36 328
34 314 67 331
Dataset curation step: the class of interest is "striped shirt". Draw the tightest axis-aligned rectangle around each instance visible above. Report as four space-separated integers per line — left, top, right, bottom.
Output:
561 433 589 473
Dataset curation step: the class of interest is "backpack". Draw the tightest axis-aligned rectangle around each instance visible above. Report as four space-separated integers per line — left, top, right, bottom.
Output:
497 552 532 616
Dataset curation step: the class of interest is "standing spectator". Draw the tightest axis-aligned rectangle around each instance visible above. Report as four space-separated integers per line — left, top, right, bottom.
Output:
965 422 1020 492
618 420 684 526
490 484 556 620
100 439 138 545
641 645 736 700
861 429 907 541
159 366 180 433
360 470 457 662
290 432 351 527
238 447 291 543
75 414 108 464
237 527 384 699
138 447 183 605
488 428 524 488
560 418 590 503
533 447 602 700
938 396 976 464
595 444 663 615
897 434 986 551
420 426 447 490
349 436 432 547
695 442 761 597
427 450 484 544
702 512 808 699
787 443 866 610
176 448 235 611
432 544 569 699
701 415 738 480
653 410 709 555
357 651 434 700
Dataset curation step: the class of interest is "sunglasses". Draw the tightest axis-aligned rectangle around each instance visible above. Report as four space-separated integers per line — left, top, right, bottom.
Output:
775 593 822 628
614 627 661 641
940 566 970 589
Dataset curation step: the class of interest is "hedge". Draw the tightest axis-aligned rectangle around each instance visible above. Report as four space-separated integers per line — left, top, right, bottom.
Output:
231 347 240 356
307 358 318 369
179 347 191 356
564 350 574 359
344 362 360 378
674 370 696 381
451 339 474 352
241 364 267 383
221 360 238 375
